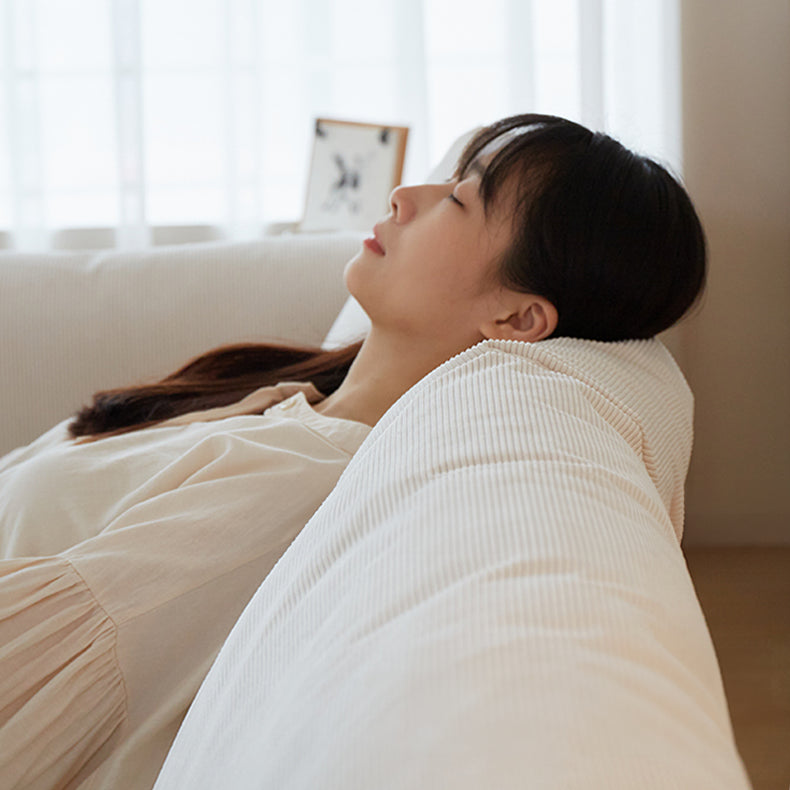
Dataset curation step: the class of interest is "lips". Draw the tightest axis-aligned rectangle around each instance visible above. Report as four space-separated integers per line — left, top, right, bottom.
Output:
363 236 384 255
363 225 385 255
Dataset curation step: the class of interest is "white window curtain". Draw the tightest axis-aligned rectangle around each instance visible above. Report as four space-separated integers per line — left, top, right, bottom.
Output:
0 0 680 251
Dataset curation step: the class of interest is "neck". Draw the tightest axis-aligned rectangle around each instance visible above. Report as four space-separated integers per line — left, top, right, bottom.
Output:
314 329 472 427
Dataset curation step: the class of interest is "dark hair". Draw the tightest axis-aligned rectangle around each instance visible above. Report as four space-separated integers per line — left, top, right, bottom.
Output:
68 341 362 439
456 113 706 341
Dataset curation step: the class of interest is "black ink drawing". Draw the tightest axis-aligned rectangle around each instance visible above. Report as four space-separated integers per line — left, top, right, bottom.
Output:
322 153 367 214
301 119 409 232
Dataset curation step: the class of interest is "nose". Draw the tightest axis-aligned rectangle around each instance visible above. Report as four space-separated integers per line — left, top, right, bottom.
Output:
389 183 445 224
388 184 416 224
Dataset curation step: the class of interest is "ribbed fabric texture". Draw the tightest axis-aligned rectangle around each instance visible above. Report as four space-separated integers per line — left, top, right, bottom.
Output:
154 338 752 790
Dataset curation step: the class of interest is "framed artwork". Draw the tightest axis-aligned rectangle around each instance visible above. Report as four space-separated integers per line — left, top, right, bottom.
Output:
300 118 409 232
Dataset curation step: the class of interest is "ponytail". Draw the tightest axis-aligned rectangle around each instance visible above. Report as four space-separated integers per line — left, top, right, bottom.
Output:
68 340 362 440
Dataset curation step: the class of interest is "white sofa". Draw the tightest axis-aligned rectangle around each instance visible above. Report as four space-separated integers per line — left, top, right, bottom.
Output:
0 232 366 458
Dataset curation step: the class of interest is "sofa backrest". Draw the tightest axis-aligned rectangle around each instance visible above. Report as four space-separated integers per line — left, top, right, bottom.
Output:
1 233 363 456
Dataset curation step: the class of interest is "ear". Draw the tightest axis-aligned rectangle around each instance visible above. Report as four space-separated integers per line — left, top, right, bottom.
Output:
481 295 558 343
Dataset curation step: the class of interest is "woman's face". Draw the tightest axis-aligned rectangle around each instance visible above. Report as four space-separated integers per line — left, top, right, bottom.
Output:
344 159 517 355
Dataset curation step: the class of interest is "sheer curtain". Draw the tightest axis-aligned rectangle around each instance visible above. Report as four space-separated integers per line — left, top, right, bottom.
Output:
0 0 680 251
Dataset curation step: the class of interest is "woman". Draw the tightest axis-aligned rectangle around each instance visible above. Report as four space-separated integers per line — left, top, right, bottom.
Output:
0 114 705 790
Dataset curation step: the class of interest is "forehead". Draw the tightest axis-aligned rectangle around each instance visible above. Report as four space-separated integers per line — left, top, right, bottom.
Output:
458 157 486 180
458 127 527 177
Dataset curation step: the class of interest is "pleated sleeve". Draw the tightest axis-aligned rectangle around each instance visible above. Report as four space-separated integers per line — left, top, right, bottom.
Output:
0 557 126 790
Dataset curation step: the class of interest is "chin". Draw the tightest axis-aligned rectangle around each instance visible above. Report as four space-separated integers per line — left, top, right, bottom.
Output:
343 248 362 273
343 249 376 290
342 254 362 291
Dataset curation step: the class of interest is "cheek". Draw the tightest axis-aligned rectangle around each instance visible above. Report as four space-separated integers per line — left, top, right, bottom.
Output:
417 231 472 277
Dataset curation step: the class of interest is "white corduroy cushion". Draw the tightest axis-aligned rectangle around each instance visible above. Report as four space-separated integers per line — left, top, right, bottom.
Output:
1 233 363 456
154 337 751 790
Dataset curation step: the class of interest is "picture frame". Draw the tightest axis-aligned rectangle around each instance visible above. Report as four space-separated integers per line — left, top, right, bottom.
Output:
300 118 409 232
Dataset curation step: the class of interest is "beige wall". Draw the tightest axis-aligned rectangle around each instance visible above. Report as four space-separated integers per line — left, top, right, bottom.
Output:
677 0 790 545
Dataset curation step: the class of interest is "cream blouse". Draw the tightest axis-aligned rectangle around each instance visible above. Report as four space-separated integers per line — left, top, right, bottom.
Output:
0 383 371 790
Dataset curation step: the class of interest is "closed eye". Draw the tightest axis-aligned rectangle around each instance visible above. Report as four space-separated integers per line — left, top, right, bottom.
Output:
447 193 464 207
